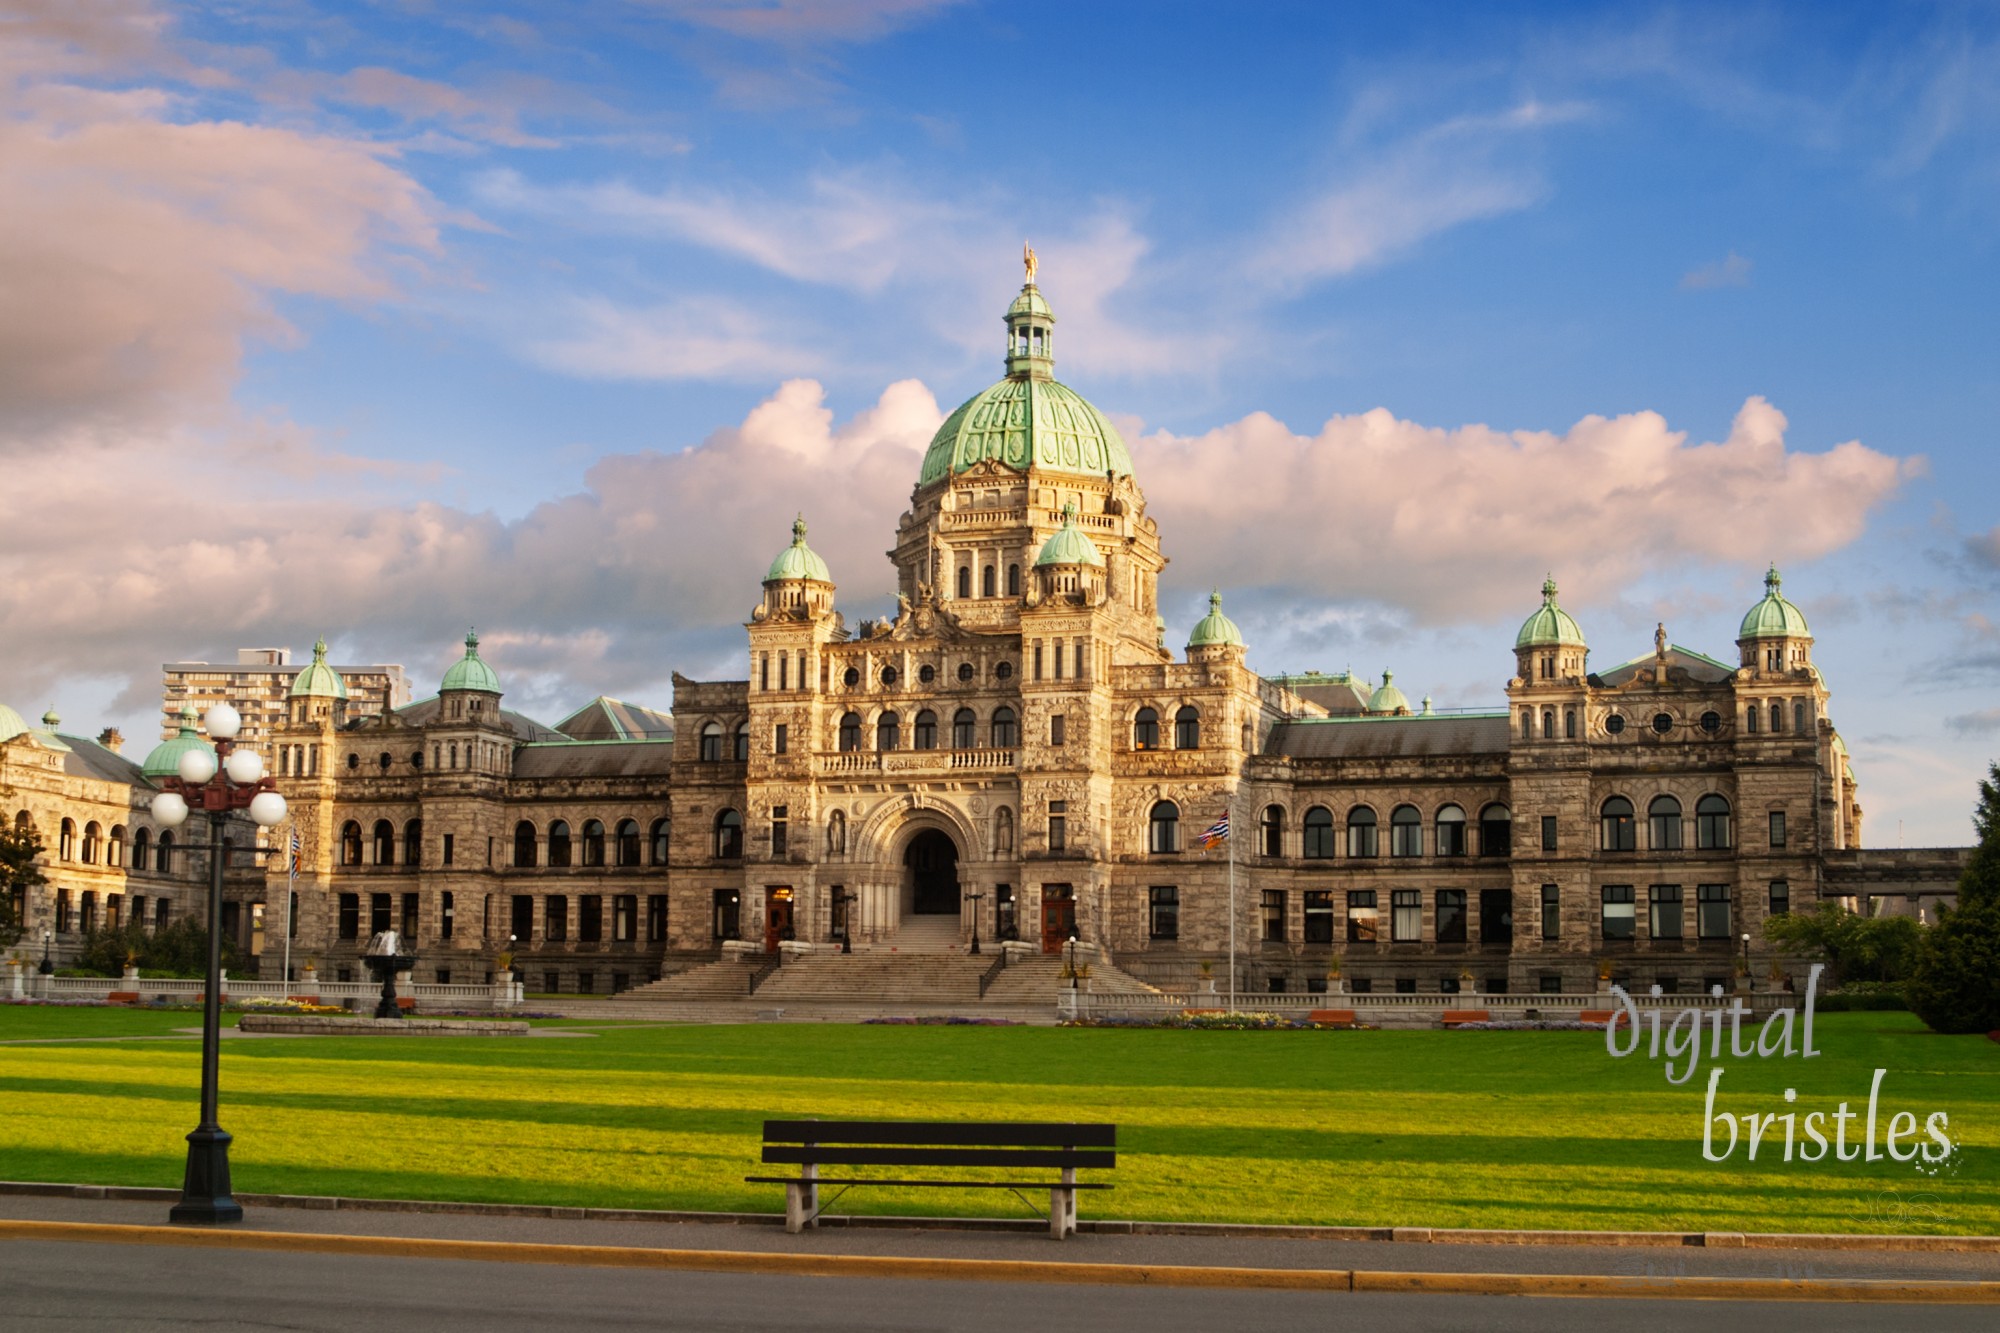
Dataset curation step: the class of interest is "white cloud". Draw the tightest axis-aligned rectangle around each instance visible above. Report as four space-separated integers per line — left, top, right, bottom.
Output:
525 295 827 381
1681 251 1753 289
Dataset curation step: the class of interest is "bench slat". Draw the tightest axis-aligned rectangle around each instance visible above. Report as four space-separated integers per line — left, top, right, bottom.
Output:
762 1120 1114 1149
746 1176 1113 1190
762 1146 1115 1169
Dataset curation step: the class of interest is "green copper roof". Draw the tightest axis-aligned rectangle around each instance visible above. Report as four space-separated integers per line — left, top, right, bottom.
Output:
1187 590 1245 649
1515 575 1586 649
1368 671 1410 714
0 702 27 742
917 280 1134 486
1739 565 1811 639
441 629 502 694
289 637 349 700
765 514 833 584
1033 503 1105 568
142 704 213 778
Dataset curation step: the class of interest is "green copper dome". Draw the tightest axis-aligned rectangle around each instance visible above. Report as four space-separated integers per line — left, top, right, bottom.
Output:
917 279 1134 487
1515 575 1586 649
441 629 501 694
1033 504 1105 568
1368 671 1410 714
142 704 213 778
1187 590 1245 649
0 702 27 742
1739 565 1811 639
289 638 349 700
765 515 833 584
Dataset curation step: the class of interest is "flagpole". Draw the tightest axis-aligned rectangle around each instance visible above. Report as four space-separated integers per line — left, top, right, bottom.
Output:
1226 794 1236 1014
280 820 295 989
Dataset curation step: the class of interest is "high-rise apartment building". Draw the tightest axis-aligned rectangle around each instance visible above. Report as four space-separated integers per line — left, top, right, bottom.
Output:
163 645 411 763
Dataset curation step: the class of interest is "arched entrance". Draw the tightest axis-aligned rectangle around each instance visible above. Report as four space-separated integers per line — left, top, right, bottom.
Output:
903 829 960 915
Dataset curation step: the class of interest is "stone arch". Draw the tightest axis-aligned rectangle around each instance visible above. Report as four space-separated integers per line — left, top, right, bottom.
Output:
851 795 980 866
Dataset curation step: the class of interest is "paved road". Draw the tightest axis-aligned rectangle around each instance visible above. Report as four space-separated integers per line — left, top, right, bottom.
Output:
3 1238 1993 1333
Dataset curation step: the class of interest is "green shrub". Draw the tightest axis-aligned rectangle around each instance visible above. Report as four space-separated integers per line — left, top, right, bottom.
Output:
1908 761 2000 1035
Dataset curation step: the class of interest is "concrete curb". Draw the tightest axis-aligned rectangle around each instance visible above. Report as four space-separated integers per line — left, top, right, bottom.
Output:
3 1220 1999 1303
5 1181 1997 1253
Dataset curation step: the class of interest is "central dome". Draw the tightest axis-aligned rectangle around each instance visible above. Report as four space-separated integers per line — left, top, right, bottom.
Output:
917 276 1135 487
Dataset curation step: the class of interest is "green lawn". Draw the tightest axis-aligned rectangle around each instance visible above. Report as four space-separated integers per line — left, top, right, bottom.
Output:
0 1008 1992 1234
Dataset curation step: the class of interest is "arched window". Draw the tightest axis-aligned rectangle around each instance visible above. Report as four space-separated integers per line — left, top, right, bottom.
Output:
1696 795 1732 849
1133 707 1160 750
157 830 175 875
1541 709 1555 740
1479 804 1511 857
1006 564 1020 596
1390 805 1422 857
714 809 743 859
952 708 976 749
344 821 365 866
838 712 862 752
109 825 126 867
650 818 671 865
735 722 750 762
826 809 847 856
1565 708 1577 739
1649 796 1683 850
991 706 1018 748
1521 708 1533 740
513 821 537 868
1600 797 1635 852
1794 701 1808 733
994 807 1014 856
1148 800 1180 854
1435 805 1467 857
582 819 606 866
1769 702 1783 733
131 827 151 872
877 711 900 752
1347 806 1379 858
1261 805 1283 858
700 722 723 762
957 566 972 599
1174 705 1200 749
59 819 75 860
82 822 101 864
616 819 641 866
913 710 937 750
404 820 422 868
546 820 572 868
373 820 395 866
1745 705 1760 734
1302 806 1335 858
982 565 996 597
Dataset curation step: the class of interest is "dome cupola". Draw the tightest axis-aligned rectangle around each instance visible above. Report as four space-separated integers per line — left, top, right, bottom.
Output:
757 515 836 621
1186 589 1245 651
1368 671 1411 716
0 702 27 743
765 514 833 585
142 704 214 779
1737 565 1813 672
441 629 502 696
1034 503 1105 569
290 638 349 701
1514 575 1588 683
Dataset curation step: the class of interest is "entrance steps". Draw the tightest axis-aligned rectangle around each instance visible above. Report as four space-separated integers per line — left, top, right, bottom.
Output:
619 957 751 1002
612 944 1162 1010
864 914 967 955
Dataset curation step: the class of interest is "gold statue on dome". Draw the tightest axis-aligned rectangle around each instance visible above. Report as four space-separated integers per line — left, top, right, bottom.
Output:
1023 242 1038 284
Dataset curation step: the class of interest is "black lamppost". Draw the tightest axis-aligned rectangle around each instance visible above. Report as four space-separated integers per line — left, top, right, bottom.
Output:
963 889 984 956
148 702 287 1226
38 927 52 975
1741 931 1752 991
1067 931 1079 991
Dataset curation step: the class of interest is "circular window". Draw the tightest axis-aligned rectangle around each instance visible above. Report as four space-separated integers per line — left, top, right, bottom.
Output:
1605 715 1626 736
1699 711 1721 734
1652 713 1675 734
957 663 974 682
880 666 898 686
842 667 859 687
918 664 936 684
995 662 1014 681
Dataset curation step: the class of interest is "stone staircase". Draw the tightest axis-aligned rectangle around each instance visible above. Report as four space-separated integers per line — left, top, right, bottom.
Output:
863 914 967 954
979 953 1159 1004
618 957 753 1002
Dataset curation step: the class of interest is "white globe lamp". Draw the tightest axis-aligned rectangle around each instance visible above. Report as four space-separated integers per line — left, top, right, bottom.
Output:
203 703 242 741
177 748 218 786
248 791 288 828
150 791 189 827
224 748 264 785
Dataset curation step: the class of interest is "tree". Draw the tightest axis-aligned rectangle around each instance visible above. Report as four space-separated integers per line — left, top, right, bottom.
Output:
0 821 46 949
1907 761 2000 1034
1762 901 1921 984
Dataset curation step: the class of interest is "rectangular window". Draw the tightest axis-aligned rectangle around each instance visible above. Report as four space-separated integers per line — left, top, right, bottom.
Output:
1050 714 1065 746
1394 977 1417 994
1304 890 1334 943
996 884 1016 941
775 723 788 755
442 833 454 866
545 895 568 942
511 894 533 942
1033 645 1044 681
1346 890 1378 942
1768 880 1790 918
370 893 391 936
401 892 419 942
1539 973 1563 995
579 895 603 943
1649 884 1683 939
1436 890 1467 943
543 971 560 995
1048 800 1067 853
614 895 637 943
1261 889 1286 942
577 972 594 995
1541 815 1558 851
771 806 788 858
441 891 454 940
338 893 359 940
1148 886 1179 940
1768 811 1787 850
648 894 668 942
1698 884 1731 940
1601 885 1635 940
1391 889 1422 942
1541 884 1560 940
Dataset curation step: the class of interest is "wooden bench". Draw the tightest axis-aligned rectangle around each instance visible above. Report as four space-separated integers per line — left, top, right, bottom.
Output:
748 1119 1115 1239
1440 1009 1492 1027
1306 1009 1358 1026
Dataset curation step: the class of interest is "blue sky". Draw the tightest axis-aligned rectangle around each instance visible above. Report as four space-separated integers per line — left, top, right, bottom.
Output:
2 0 1997 843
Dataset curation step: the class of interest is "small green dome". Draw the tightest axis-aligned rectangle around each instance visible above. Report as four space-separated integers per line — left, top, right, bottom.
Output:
142 704 214 779
1187 590 1245 649
441 629 501 694
765 515 833 584
289 638 349 700
0 702 27 742
1007 285 1053 319
1739 565 1811 639
1515 575 1586 649
1033 503 1105 568
1368 671 1410 714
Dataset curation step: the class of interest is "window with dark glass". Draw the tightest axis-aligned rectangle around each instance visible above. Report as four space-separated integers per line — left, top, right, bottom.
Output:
1768 880 1789 917
1304 891 1334 943
714 809 743 859
771 806 788 857
1649 796 1682 850
1258 805 1282 857
1478 804 1511 856
1649 884 1682 939
511 894 533 941
1049 714 1065 746
614 895 637 943
338 893 359 940
1133 707 1159 750
1601 798 1635 851
1149 886 1179 940
1174 706 1199 749
952 708 975 749
1541 814 1558 851
1261 890 1286 942
650 818 670 865
957 566 971 598
579 895 603 942
615 819 641 866
700 722 722 762
1698 884 1730 939
774 723 788 755
514 821 538 868
1435 805 1467 857
1302 806 1335 858
442 833 455 865
1148 801 1179 854
441 891 454 939
1390 805 1421 857
1768 811 1787 849
1007 564 1021 596
1436 890 1466 943
1048 800 1067 853
1347 806 1378 858
1700 711 1722 734
1346 890 1378 942
914 710 937 750
876 712 900 751
1652 712 1675 734
344 821 365 866
1391 889 1422 941
1696 795 1731 849
1606 714 1627 736
838 712 862 751
1601 885 1635 940
1540 884 1560 939
546 894 569 941
648 894 668 942
370 893 391 935
991 707 1017 748
734 723 750 761
547 820 572 868
982 565 996 597
582 819 606 866
404 821 422 867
